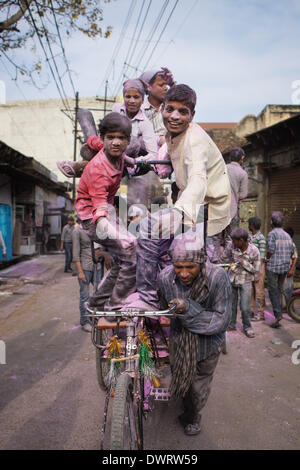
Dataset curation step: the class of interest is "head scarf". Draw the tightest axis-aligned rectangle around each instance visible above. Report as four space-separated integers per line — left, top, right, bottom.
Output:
168 231 205 265
123 79 146 97
139 69 162 85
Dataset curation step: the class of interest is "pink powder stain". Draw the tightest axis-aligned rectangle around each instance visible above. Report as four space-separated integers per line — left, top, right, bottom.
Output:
70 325 81 331
10 376 18 380
51 317 62 321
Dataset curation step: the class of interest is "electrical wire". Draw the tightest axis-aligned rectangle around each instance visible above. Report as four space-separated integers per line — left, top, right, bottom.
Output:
33 0 73 118
141 0 180 71
24 0 73 120
112 0 170 96
150 0 198 67
49 0 76 97
97 0 137 96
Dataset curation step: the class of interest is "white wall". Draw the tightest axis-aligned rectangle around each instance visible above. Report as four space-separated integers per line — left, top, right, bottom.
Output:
0 97 112 183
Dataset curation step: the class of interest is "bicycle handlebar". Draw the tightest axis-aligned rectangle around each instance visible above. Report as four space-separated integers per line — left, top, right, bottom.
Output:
135 160 172 166
84 302 177 318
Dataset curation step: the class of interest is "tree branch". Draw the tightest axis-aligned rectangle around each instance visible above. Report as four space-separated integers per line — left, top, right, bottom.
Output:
0 0 34 33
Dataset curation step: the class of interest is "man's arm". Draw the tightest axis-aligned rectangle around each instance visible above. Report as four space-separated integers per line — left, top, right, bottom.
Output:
174 136 208 224
72 229 86 282
60 225 66 251
238 171 248 201
176 270 231 335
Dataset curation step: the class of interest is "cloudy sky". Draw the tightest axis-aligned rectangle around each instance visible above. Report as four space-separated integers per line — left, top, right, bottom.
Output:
1 0 300 122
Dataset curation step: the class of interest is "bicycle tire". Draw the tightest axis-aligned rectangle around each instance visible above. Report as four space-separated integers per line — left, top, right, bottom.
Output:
95 328 110 391
287 296 300 323
111 373 140 450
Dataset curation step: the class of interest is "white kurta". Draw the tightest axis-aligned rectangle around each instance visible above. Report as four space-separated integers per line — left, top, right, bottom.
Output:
166 122 231 236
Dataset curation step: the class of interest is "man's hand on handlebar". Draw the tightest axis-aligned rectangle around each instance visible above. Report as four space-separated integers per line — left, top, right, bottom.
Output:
168 298 188 315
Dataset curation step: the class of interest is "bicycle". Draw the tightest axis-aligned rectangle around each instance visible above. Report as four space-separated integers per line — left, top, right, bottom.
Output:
287 288 300 323
85 303 176 450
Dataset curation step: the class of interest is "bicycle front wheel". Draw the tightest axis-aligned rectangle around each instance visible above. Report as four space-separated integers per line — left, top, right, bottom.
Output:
111 373 141 450
287 296 300 323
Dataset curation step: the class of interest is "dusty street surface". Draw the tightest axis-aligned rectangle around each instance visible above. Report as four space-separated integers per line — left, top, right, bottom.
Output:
0 254 299 450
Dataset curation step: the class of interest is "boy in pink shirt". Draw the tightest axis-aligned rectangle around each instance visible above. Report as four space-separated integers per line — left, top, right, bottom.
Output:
75 112 137 310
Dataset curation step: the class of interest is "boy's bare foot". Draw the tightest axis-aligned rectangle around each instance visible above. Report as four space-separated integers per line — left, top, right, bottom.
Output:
56 160 88 178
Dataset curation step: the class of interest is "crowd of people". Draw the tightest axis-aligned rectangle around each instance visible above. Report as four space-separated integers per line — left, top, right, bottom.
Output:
57 67 297 437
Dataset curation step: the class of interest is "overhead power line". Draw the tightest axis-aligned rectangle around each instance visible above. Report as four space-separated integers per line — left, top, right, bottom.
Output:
97 0 137 96
49 0 76 97
141 0 180 71
24 0 73 121
112 0 170 96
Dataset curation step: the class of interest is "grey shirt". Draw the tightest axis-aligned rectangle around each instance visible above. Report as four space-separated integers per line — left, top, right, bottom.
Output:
61 224 75 243
226 162 248 219
72 225 101 272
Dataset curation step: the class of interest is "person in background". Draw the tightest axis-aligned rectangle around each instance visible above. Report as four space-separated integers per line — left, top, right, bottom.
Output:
225 147 248 238
266 212 294 328
72 221 113 332
60 216 75 273
158 233 231 436
248 216 266 321
0 230 7 259
140 67 175 146
221 227 260 338
283 227 298 306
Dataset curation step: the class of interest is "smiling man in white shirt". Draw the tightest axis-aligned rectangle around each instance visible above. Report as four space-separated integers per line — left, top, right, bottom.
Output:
134 84 231 308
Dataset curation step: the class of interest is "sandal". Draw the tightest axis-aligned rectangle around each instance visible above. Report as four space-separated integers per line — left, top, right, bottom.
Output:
56 160 77 178
184 422 202 436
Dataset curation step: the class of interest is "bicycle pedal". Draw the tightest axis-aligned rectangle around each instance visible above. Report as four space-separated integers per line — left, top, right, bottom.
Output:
150 387 170 401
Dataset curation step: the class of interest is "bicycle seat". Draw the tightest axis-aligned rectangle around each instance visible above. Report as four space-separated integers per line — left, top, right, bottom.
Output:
291 288 300 297
97 317 127 330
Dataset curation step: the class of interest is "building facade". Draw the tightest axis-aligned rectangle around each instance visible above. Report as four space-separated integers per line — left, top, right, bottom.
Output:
0 141 73 262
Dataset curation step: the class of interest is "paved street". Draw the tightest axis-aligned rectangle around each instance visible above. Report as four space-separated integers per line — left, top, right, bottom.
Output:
0 254 299 450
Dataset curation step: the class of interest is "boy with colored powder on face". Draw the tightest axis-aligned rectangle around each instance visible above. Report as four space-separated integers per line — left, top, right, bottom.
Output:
220 227 261 337
75 112 137 310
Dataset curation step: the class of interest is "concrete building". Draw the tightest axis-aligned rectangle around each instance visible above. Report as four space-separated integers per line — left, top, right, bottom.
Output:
0 96 114 183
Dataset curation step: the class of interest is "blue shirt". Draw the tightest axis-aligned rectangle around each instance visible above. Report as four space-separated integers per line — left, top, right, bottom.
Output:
267 228 294 274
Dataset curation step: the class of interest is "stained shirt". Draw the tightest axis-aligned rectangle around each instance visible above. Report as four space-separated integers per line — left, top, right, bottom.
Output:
250 231 266 260
61 224 74 243
112 103 157 161
266 228 294 274
165 122 231 236
226 162 248 219
157 261 231 361
141 98 165 136
75 148 124 225
220 241 261 285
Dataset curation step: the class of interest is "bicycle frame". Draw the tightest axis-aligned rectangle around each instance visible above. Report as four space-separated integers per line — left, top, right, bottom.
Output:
85 303 177 449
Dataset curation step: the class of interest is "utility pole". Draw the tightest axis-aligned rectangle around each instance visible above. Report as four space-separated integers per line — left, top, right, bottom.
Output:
72 91 79 203
104 80 108 116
